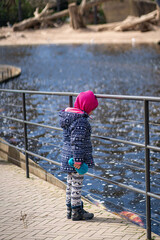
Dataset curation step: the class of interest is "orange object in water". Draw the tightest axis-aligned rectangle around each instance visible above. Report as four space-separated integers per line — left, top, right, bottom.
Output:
0 108 4 113
119 211 144 227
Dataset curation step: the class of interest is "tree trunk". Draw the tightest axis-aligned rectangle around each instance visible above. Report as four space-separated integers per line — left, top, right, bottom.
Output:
69 3 86 29
18 0 22 22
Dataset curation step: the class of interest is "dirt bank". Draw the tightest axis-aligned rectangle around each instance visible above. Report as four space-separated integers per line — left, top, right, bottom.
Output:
0 24 160 46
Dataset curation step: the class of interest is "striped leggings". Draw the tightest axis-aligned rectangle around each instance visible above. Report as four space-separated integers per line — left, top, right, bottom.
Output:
66 173 84 208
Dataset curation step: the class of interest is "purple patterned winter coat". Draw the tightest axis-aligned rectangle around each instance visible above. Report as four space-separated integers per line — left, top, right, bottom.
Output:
59 110 94 173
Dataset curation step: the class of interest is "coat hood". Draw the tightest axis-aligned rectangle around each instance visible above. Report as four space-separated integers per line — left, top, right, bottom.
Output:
59 110 88 129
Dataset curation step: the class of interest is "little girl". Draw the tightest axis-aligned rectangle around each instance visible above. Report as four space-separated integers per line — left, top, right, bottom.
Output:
59 90 98 221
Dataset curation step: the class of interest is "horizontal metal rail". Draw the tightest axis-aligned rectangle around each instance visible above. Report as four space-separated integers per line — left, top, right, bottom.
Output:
0 115 160 152
0 115 62 131
0 89 160 240
0 138 160 202
1 88 160 102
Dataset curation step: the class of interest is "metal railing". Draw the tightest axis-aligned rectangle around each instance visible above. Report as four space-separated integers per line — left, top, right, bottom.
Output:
0 89 160 240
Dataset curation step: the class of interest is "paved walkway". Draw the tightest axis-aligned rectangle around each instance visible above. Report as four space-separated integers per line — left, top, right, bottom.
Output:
0 160 160 240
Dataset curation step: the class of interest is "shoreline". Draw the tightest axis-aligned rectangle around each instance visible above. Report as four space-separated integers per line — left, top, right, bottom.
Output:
0 24 160 46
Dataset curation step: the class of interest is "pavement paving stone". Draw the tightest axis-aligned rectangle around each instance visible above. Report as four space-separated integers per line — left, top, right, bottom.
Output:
1 160 160 240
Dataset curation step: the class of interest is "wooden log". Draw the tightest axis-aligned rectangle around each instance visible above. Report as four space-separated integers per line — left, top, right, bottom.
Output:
13 8 69 31
13 3 55 31
12 0 109 31
34 8 39 18
13 17 40 31
96 22 122 31
13 0 108 31
96 9 158 32
114 10 157 31
69 3 86 29
40 9 69 21
35 3 54 18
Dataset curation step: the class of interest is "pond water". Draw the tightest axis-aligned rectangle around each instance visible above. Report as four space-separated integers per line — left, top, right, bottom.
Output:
0 44 160 235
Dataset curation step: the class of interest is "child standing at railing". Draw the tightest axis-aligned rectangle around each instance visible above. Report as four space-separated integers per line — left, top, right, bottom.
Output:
59 90 98 221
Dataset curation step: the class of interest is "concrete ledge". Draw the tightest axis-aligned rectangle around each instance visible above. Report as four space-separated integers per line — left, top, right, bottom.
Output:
0 137 66 191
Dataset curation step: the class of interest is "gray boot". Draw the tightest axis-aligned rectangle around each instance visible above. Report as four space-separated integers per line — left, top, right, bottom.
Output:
72 207 94 221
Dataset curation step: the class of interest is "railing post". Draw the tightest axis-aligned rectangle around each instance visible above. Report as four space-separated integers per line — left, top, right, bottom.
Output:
144 100 151 240
22 93 29 178
69 95 73 107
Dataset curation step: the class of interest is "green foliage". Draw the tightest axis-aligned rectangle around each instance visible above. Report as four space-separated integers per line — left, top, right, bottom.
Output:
97 5 106 24
19 0 34 20
0 0 34 27
0 1 17 26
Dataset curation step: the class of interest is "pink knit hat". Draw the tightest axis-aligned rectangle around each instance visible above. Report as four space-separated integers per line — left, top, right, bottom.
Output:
74 90 98 114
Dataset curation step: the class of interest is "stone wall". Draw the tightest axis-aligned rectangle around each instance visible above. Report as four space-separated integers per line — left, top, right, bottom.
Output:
102 0 156 23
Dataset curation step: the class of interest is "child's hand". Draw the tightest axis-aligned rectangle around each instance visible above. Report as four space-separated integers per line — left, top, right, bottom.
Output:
74 163 81 169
